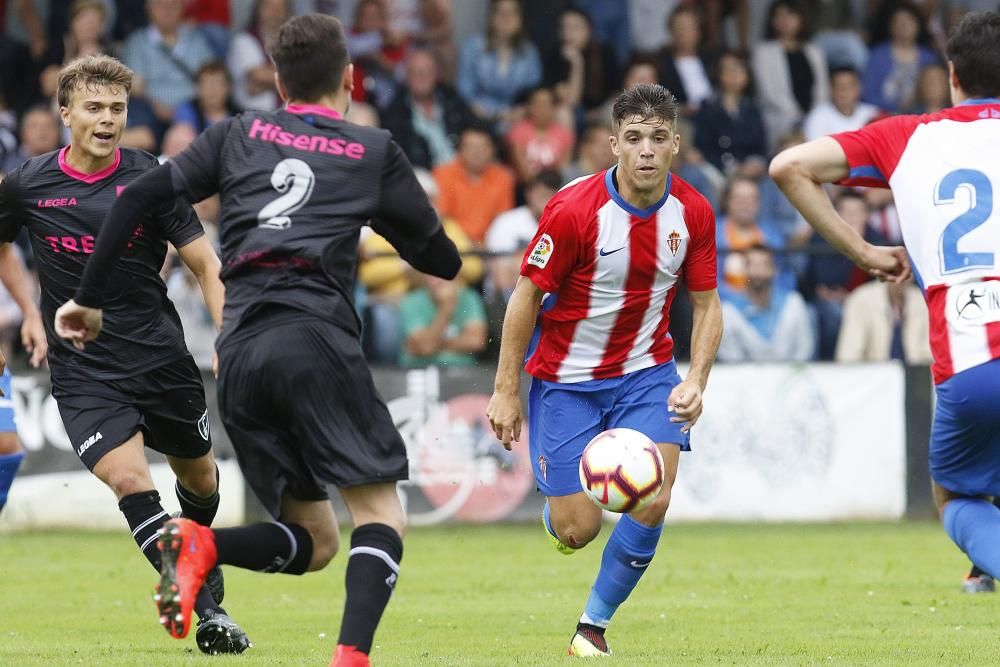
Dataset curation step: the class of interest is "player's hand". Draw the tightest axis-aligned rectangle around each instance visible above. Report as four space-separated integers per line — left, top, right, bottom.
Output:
54 300 103 350
486 391 523 451
861 245 911 284
21 311 47 368
668 380 703 433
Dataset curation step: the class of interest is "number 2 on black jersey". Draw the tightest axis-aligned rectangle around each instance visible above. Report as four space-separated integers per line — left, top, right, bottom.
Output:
258 158 316 230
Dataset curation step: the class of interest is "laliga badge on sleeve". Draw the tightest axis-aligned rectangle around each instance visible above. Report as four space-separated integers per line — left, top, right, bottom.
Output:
527 233 554 268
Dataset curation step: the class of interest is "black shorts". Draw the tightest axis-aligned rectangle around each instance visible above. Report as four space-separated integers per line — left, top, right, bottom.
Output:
51 355 212 471
217 313 408 518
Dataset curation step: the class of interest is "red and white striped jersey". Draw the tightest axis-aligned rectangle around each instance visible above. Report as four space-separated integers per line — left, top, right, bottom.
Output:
520 169 717 383
833 99 1000 384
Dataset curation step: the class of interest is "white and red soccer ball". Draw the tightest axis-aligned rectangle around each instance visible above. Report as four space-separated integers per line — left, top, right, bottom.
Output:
578 428 664 513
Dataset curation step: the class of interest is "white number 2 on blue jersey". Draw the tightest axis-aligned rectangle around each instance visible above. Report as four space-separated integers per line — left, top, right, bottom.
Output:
258 158 316 230
936 168 994 274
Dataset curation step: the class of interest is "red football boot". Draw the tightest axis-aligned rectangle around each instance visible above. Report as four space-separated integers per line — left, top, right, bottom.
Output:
153 518 218 639
331 644 371 667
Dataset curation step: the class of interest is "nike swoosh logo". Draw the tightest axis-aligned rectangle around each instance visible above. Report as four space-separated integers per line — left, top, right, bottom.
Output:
599 247 625 256
629 560 650 568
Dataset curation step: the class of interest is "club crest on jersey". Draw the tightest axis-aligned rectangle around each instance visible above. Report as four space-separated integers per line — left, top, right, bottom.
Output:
538 455 547 481
197 410 210 441
667 230 682 256
528 234 554 268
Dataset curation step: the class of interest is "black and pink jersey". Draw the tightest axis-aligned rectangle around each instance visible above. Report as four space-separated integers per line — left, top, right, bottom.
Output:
162 103 441 342
0 147 203 379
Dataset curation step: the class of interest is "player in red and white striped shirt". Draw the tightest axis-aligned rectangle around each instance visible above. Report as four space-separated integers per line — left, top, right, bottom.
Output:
771 10 1000 601
487 84 723 657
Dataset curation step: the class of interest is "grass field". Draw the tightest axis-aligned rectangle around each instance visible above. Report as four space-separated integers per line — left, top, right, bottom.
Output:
1 522 998 666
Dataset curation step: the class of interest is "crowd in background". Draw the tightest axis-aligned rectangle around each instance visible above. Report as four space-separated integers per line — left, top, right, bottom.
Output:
0 0 987 370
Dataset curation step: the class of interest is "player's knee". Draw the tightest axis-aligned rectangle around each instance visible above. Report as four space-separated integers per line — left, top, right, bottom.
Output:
553 517 601 549
635 487 672 523
176 464 218 498
0 433 21 456
305 523 340 571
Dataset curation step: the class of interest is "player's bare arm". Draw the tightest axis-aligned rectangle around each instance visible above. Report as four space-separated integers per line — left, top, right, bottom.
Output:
0 243 46 367
769 137 911 283
176 236 224 331
669 287 722 432
487 275 544 449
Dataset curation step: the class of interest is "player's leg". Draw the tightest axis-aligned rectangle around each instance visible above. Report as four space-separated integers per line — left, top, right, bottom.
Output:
962 495 1000 593
334 482 407 665
930 359 1000 581
166 451 220 527
570 362 688 657
0 367 23 515
528 376 607 553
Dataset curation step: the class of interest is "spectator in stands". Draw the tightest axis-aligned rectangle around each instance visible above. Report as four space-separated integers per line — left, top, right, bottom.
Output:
484 168 562 303
752 0 829 150
172 61 237 134
694 50 767 177
399 271 488 368
0 1 46 112
718 245 815 362
2 106 60 174
702 0 749 51
802 66 880 141
672 117 724 212
381 47 475 170
572 0 632 66
716 177 791 293
628 0 675 56
808 0 868 71
37 0 109 103
414 0 457 83
359 167 482 364
836 280 931 364
655 6 715 117
908 62 950 114
347 101 380 127
591 56 658 128
433 125 515 245
759 130 811 245
121 0 214 129
861 0 938 113
0 103 17 176
227 0 290 112
507 86 574 184
563 122 615 182
543 7 620 123
800 191 886 360
457 0 541 126
347 0 408 109
183 0 231 59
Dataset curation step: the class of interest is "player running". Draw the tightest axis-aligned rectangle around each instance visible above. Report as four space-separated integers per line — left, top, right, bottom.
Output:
770 11 1000 592
0 55 249 654
55 14 461 667
487 84 723 657
0 245 47 516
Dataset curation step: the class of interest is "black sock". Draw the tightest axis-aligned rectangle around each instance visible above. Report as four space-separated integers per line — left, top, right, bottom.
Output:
118 490 222 617
337 523 403 655
214 522 313 574
175 466 220 527
119 490 171 571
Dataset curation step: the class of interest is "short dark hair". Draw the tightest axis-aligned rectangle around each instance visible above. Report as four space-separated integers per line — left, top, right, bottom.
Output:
946 11 1000 99
611 84 679 133
267 13 349 103
764 0 810 41
834 189 868 210
829 66 860 82
530 169 564 192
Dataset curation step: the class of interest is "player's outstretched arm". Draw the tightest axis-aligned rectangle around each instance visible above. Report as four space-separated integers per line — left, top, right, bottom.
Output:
177 236 224 331
0 243 45 367
487 276 544 450
769 138 910 282
669 288 722 432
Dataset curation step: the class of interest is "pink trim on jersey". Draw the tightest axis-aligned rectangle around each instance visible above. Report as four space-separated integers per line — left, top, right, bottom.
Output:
58 146 121 183
285 103 344 120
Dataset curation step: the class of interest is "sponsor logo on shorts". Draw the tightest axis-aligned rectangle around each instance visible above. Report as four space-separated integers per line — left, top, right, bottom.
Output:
197 410 210 441
527 234 554 268
78 431 102 457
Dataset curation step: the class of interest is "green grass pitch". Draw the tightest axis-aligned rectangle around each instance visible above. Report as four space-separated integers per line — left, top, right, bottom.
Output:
2 522 998 665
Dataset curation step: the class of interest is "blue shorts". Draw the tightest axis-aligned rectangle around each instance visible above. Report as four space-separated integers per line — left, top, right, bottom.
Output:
0 367 15 433
930 358 1000 496
528 361 689 497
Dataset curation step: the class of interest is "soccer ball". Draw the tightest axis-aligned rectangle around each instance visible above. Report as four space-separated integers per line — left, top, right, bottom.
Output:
578 428 665 513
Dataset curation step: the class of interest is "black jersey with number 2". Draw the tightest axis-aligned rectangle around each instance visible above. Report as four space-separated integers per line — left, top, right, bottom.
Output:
0 147 203 379
164 105 442 342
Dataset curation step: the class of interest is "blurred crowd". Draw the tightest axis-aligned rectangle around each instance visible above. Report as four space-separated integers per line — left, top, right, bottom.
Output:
0 0 985 370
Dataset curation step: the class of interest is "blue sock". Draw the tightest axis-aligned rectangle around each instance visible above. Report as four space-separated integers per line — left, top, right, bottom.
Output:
0 451 25 513
581 514 663 628
943 498 1000 579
